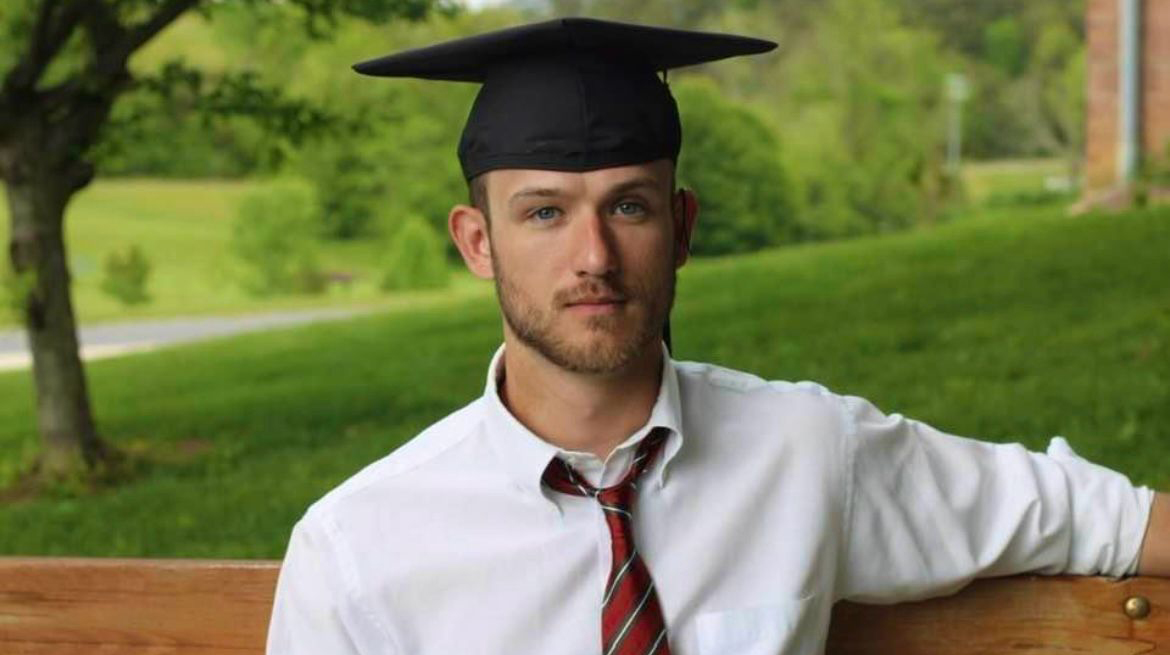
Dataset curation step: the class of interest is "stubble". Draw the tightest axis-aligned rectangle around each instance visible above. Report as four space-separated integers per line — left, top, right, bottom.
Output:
492 249 675 375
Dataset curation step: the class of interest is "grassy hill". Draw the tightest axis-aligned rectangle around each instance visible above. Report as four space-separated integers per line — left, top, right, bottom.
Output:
0 178 489 326
0 202 1167 557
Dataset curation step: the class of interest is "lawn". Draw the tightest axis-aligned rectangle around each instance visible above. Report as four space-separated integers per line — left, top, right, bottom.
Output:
0 201 1167 557
0 178 482 327
962 158 1074 205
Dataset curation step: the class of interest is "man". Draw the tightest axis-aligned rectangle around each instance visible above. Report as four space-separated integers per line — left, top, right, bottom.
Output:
267 18 1170 655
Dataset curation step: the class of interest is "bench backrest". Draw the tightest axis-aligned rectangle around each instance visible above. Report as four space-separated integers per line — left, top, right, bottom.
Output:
2 557 1168 654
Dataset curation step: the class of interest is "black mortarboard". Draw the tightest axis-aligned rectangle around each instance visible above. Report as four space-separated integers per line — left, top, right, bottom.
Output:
353 18 776 180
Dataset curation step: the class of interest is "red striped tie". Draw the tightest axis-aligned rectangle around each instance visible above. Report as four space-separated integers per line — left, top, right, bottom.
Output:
542 428 672 655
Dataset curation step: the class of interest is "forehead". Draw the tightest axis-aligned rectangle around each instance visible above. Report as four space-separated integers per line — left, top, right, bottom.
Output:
485 159 674 204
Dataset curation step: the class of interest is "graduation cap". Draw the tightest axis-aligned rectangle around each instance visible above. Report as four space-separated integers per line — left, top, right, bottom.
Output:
353 17 777 181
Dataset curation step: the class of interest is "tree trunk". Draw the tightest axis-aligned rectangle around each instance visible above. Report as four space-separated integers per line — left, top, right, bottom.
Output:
4 172 111 478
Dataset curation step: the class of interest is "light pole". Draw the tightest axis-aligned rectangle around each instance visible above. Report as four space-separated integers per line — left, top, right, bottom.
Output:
945 72 971 180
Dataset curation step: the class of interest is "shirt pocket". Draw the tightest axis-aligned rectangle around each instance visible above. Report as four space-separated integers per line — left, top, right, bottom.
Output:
694 595 825 655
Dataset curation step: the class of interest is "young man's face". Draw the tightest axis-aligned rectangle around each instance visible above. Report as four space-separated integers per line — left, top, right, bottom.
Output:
466 159 692 374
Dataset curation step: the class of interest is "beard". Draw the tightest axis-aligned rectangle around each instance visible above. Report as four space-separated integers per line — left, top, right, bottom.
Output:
493 252 676 375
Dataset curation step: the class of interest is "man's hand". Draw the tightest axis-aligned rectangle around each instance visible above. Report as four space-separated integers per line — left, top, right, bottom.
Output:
1138 492 1170 575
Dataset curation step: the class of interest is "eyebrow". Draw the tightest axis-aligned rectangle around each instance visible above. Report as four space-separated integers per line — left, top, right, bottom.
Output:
508 187 563 207
606 177 663 197
507 176 664 207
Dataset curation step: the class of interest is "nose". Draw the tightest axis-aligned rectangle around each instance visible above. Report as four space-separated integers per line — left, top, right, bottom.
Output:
572 210 618 277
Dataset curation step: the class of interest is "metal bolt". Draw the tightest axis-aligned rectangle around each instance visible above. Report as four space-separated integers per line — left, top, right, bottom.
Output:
1125 596 1151 619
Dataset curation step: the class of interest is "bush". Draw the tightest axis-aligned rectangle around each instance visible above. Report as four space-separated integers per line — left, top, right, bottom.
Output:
231 181 326 296
674 78 797 256
298 137 386 240
774 0 952 238
293 84 469 245
1 266 35 323
100 245 152 306
381 216 449 292
985 188 1074 209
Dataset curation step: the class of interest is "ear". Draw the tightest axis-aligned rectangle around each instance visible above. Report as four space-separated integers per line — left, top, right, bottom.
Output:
671 187 699 268
448 204 494 279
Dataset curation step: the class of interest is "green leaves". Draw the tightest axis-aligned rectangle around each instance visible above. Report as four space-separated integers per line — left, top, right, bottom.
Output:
100 244 152 306
381 215 449 291
3 0 451 174
144 60 343 141
276 0 441 38
674 77 796 256
230 180 326 296
774 0 952 237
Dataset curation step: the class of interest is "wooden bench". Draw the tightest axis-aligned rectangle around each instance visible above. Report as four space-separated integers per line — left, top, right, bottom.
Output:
3 556 1169 653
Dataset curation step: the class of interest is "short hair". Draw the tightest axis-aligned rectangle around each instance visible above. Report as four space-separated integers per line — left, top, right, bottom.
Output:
468 174 490 223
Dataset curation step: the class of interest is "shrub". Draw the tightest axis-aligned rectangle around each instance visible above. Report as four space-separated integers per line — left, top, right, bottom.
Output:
231 181 326 296
985 188 1074 209
774 0 952 238
298 137 386 240
294 86 468 245
674 77 797 256
381 216 449 292
1 266 35 322
100 245 152 305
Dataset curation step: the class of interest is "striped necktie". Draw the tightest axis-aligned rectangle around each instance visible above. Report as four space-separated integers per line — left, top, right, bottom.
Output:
542 428 672 655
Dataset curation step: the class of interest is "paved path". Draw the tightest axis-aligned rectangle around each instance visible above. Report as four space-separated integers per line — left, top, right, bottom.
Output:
0 306 376 372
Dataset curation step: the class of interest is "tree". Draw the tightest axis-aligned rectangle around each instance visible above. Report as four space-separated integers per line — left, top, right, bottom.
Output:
772 0 953 237
1023 22 1085 182
893 0 1086 162
673 77 796 255
0 0 440 483
285 10 504 251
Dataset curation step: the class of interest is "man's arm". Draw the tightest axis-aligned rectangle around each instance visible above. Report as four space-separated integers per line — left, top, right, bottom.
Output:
1138 492 1170 575
267 517 372 655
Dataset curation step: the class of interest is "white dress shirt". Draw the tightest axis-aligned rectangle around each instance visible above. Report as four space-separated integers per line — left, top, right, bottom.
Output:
266 345 1153 655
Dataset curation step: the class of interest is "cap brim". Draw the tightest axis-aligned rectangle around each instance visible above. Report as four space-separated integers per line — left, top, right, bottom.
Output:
353 17 777 82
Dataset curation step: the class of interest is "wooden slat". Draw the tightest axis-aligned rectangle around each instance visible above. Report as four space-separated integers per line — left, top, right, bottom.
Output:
0 557 280 655
4 557 1170 654
1128 576 1170 654
827 575 1161 654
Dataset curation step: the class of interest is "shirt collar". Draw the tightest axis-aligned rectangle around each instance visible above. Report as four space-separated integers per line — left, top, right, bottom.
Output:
481 343 685 501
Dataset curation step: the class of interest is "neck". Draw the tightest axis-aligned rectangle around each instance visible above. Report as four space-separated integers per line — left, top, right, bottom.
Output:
499 336 663 460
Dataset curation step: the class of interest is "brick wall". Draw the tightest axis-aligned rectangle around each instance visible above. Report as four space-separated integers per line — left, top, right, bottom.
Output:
1143 0 1170 162
1085 0 1170 196
1085 0 1120 192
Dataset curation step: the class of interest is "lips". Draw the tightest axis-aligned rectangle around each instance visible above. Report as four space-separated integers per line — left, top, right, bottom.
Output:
557 282 630 308
566 297 626 306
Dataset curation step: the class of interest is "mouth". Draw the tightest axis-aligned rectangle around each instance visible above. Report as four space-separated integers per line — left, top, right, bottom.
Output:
566 296 626 306
564 296 628 314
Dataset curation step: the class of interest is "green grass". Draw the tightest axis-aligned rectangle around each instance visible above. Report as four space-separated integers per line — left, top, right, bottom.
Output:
962 158 1074 205
0 178 480 326
0 202 1167 557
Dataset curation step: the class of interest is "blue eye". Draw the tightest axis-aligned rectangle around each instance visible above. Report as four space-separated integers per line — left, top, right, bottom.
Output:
615 201 645 216
532 206 560 221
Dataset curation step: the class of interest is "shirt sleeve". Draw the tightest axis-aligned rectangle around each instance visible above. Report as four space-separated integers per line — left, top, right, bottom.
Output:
836 394 1154 604
267 512 389 655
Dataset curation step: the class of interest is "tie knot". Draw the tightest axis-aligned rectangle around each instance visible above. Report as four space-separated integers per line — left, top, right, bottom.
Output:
597 484 635 510
541 428 670 503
